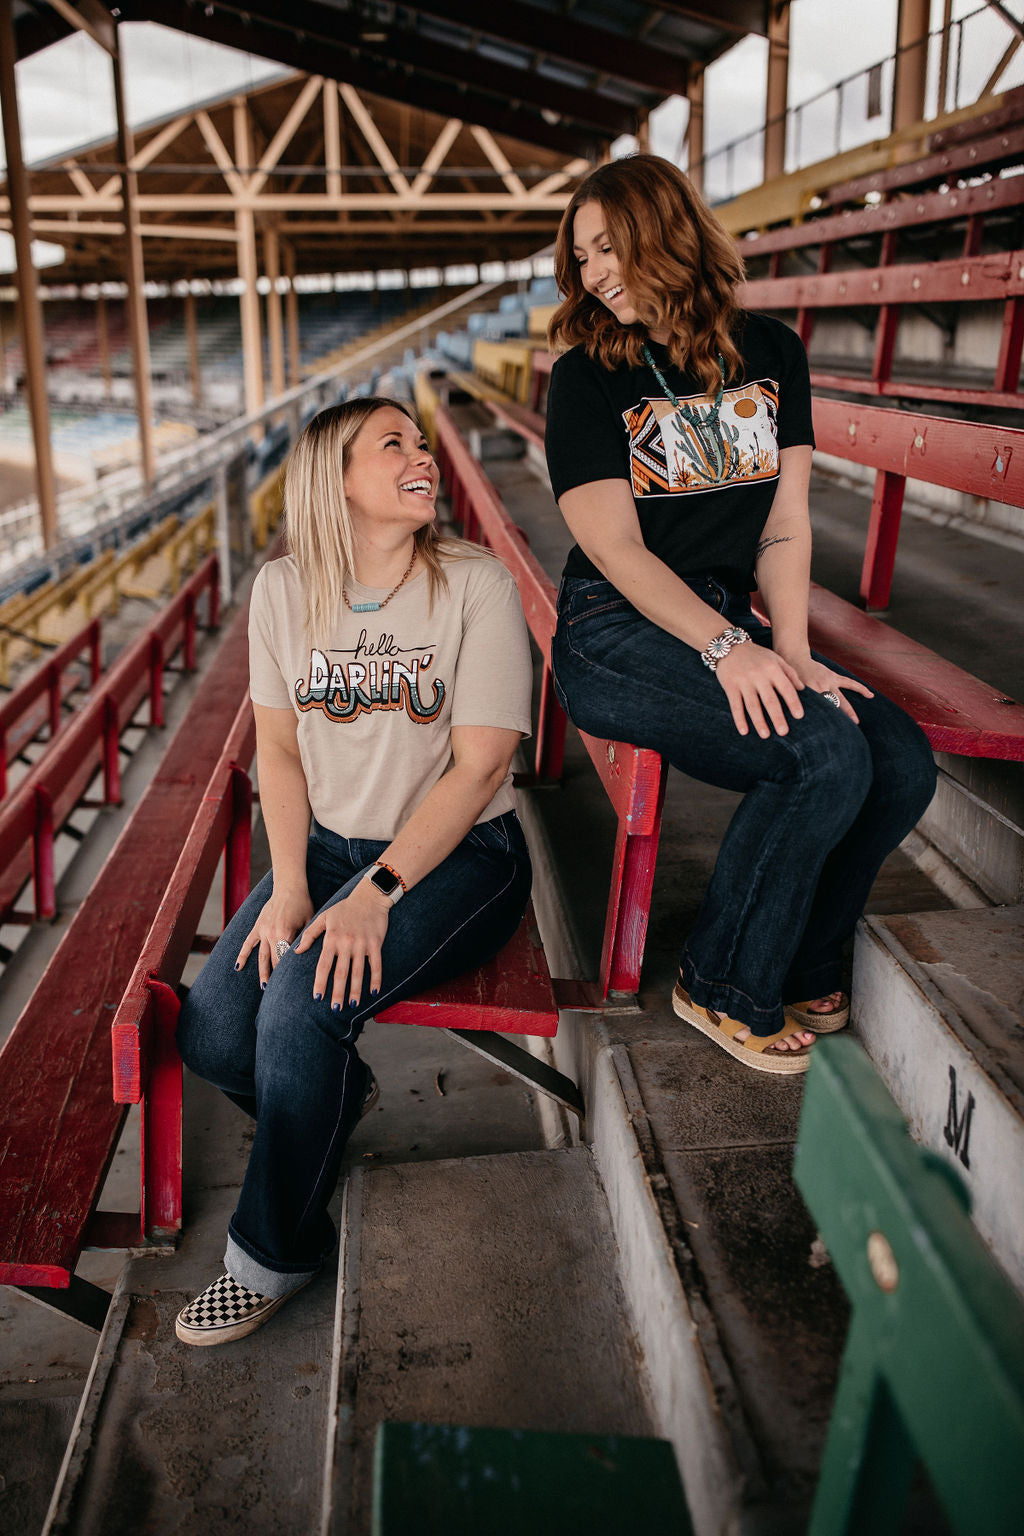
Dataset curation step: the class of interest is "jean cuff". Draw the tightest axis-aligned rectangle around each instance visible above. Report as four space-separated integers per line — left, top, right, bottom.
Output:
783 959 845 1004
225 1232 320 1299
680 953 786 1037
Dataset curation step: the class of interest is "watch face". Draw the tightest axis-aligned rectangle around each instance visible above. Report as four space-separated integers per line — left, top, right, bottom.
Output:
370 866 401 897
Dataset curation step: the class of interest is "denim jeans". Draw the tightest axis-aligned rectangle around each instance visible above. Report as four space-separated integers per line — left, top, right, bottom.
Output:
177 810 532 1295
551 576 936 1036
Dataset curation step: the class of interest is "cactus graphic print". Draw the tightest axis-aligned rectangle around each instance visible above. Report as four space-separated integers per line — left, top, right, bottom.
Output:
626 381 779 497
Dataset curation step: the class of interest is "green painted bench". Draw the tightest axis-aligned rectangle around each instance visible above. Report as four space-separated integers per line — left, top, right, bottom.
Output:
372 1422 692 1536
794 1037 1024 1536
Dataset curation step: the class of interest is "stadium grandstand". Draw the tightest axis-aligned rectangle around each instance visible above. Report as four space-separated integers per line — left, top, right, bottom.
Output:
1 2 1023 1533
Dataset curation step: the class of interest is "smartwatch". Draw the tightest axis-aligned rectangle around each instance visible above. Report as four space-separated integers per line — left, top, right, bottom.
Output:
365 863 404 905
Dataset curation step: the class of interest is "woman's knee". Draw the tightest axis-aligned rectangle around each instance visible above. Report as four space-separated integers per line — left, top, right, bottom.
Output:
785 715 875 824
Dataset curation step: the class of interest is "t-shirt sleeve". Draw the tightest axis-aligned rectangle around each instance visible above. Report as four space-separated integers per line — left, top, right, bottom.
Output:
450 561 533 738
248 564 295 709
771 318 815 451
544 347 632 500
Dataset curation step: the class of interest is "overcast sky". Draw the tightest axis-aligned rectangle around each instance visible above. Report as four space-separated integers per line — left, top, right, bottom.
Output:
2 0 1023 270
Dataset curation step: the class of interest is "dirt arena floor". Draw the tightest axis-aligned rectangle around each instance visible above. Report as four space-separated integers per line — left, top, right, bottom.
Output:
0 457 79 513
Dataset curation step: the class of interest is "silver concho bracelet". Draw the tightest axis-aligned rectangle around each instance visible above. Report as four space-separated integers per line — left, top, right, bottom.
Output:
700 626 751 673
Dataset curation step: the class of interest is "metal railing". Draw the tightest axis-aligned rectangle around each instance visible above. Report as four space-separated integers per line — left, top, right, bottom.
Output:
696 5 1018 205
1 274 516 593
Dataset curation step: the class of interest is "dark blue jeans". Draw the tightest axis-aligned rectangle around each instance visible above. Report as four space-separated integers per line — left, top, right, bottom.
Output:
551 576 936 1036
177 810 532 1294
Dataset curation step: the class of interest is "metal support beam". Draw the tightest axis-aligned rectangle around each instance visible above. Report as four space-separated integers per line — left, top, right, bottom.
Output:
111 26 155 487
686 68 706 196
893 0 930 135
764 2 791 183
233 96 264 421
0 0 58 549
96 292 112 398
263 226 285 401
283 241 301 390
183 289 201 408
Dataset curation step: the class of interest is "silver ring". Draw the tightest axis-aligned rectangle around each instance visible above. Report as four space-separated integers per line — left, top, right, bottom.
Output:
822 690 843 708
274 939 290 960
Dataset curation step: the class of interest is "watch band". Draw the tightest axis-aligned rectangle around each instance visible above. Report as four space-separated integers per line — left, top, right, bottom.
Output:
365 862 405 904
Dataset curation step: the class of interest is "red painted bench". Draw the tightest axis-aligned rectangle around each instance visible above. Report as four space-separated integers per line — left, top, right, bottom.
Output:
108 703 580 1259
811 398 1024 610
434 400 666 1000
0 618 102 798
0 589 247 1330
0 556 219 931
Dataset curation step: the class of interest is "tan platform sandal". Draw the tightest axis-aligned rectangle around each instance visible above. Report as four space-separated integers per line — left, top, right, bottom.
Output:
672 984 813 1075
784 993 850 1034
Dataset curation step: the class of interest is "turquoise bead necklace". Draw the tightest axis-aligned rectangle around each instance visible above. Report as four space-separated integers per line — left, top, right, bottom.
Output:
641 341 727 422
342 546 417 614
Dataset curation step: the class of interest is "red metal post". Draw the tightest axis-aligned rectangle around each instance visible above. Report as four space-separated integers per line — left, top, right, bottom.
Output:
534 666 567 782
599 769 668 997
102 694 122 804
148 633 164 727
32 783 55 920
47 661 61 741
962 214 983 258
206 556 221 631
183 591 197 673
860 469 907 610
0 731 6 798
88 618 102 685
223 763 253 924
995 296 1024 394
140 976 183 1241
872 306 900 386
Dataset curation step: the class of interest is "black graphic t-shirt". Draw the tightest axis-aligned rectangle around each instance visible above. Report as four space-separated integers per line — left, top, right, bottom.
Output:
544 312 815 592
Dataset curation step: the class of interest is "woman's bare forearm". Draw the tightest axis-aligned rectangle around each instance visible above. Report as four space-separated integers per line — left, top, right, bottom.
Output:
256 738 313 892
585 535 739 652
754 515 812 662
380 755 512 893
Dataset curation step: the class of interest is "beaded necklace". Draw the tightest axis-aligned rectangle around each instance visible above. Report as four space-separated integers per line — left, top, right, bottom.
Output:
342 547 417 614
641 342 729 483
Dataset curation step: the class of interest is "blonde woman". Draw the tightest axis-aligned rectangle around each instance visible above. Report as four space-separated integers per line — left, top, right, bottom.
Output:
545 155 935 1073
175 398 533 1344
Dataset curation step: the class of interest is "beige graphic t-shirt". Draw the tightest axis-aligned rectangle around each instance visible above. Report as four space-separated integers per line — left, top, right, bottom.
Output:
248 552 532 841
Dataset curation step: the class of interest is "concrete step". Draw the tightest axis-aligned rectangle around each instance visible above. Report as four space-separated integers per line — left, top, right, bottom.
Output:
324 1146 657 1536
852 905 1024 1293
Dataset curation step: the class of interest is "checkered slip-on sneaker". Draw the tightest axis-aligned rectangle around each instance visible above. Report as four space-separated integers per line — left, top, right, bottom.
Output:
360 1070 380 1118
175 1272 307 1347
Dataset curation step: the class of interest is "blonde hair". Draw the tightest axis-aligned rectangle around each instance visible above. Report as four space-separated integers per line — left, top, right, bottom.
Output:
284 396 472 635
548 154 745 394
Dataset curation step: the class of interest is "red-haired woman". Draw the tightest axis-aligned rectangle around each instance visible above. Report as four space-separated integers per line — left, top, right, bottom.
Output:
545 154 935 1074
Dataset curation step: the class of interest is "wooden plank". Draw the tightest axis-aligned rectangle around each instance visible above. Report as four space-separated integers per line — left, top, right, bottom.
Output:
804 584 1024 761
742 247 1024 311
375 906 558 1036
810 372 1024 411
740 172 1024 257
812 398 1024 504
825 120 1024 205
0 593 251 1289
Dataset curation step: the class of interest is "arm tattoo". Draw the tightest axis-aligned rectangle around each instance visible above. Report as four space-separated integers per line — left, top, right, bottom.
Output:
755 534 795 562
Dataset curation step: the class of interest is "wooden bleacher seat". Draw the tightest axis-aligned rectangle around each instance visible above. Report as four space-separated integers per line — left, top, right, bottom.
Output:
794 1037 1024 1534
372 1422 692 1536
0 580 240 1328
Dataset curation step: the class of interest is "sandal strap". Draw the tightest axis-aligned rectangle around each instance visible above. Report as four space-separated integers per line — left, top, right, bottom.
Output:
685 991 810 1055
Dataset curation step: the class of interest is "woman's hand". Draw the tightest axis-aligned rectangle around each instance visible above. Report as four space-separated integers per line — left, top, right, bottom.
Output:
715 642 806 738
236 884 314 988
293 876 392 1011
781 655 874 726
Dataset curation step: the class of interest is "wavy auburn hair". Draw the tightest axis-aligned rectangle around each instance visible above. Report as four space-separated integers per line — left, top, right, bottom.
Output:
284 396 467 636
548 154 745 394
